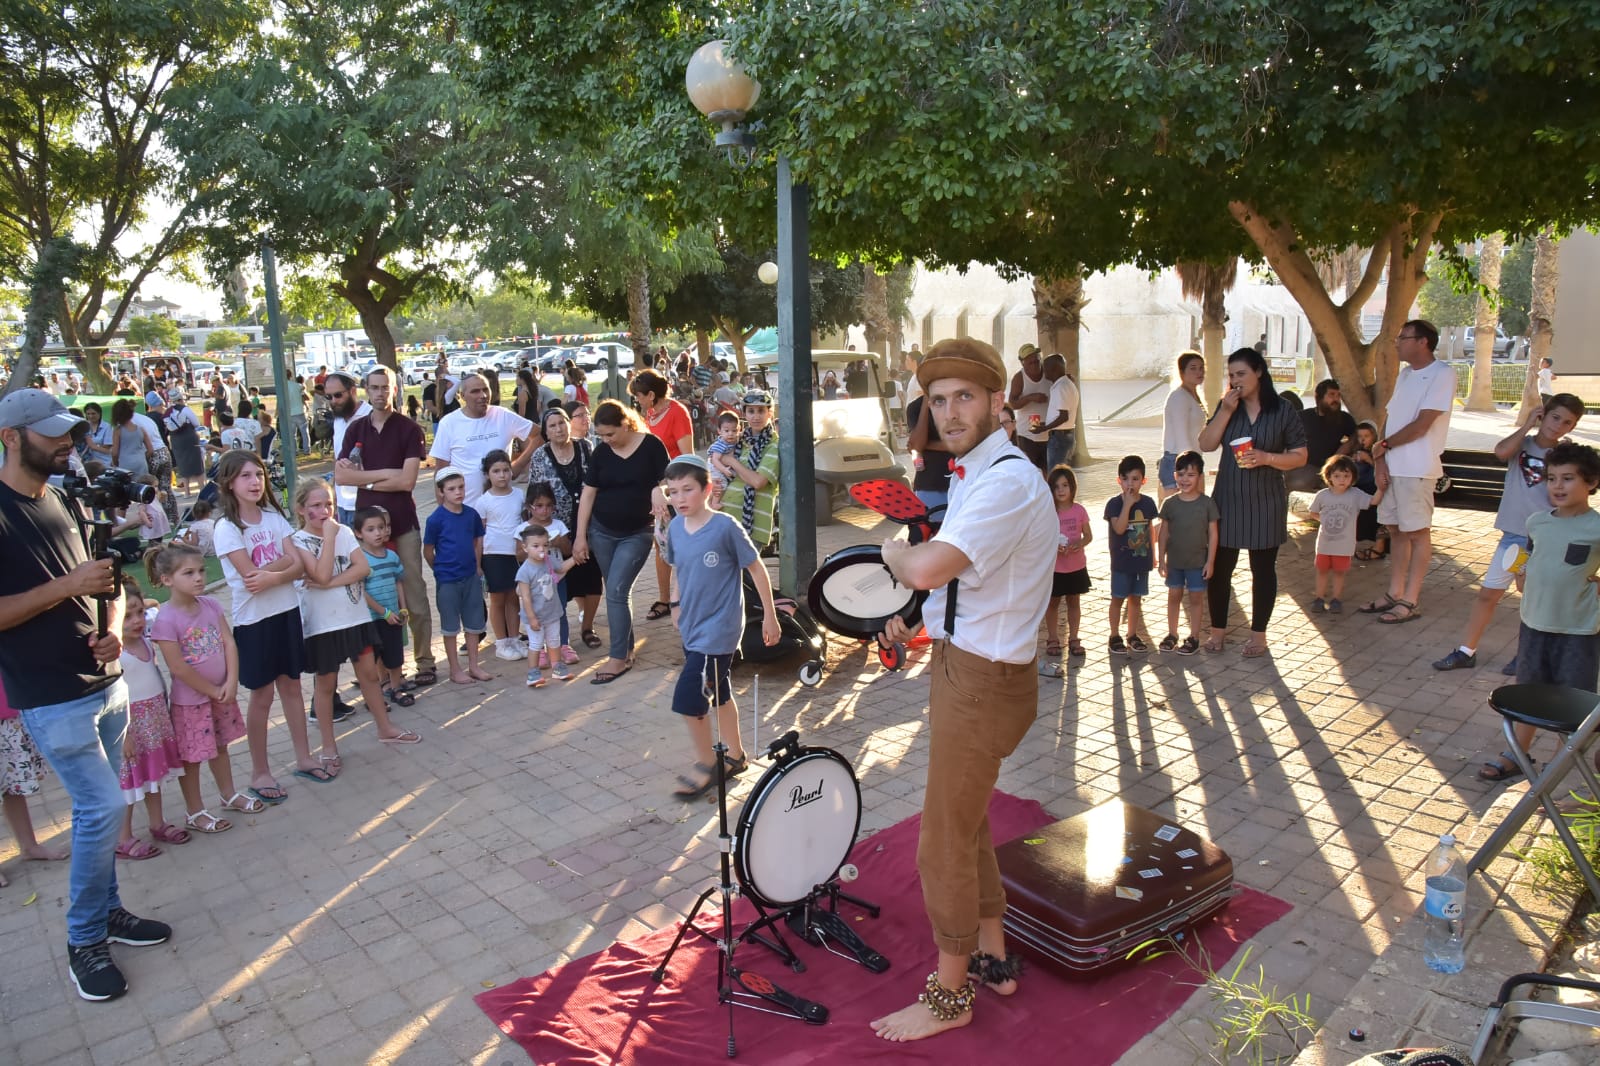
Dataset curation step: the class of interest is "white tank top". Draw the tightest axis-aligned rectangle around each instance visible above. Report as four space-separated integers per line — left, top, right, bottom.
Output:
1015 367 1051 442
119 638 168 704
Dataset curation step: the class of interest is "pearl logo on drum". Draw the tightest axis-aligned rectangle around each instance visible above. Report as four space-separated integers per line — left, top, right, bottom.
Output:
785 778 825 812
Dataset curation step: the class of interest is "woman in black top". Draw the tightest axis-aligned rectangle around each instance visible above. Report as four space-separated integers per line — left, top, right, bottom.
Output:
1197 348 1308 656
906 393 954 525
527 406 603 647
574 400 670 682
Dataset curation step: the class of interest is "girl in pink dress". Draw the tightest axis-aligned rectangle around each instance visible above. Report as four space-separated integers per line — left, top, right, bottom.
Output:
116 581 189 859
145 542 259 834
0 677 67 886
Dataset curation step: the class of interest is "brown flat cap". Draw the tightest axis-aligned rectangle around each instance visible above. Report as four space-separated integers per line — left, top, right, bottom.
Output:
917 337 1007 393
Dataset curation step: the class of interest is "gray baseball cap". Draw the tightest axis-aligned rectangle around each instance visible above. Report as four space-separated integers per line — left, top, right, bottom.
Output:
0 389 88 437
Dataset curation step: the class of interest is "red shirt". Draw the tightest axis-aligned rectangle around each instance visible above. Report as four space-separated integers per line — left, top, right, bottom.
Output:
645 400 693 459
339 411 427 537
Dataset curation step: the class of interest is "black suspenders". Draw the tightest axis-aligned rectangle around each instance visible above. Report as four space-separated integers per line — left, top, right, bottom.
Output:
943 454 1027 635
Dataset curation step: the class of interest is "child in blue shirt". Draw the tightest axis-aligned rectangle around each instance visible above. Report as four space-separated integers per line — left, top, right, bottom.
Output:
1105 454 1158 654
354 505 414 707
663 456 779 800
423 467 488 684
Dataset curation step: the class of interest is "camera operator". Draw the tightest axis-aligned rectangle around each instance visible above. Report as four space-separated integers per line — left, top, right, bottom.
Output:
0 390 171 1002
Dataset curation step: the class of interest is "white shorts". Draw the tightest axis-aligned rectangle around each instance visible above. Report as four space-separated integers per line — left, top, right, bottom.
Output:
1481 531 1530 591
1377 475 1435 533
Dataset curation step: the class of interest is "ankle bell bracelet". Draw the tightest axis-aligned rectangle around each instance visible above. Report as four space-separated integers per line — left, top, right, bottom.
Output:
918 971 975 1021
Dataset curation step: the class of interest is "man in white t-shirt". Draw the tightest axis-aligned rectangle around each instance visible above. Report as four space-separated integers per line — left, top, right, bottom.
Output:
1040 353 1080 472
1365 319 1453 624
427 372 534 504
872 338 1056 1043
322 373 371 522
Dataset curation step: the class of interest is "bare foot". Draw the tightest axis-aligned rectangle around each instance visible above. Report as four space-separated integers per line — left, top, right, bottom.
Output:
0 868 8 888
468 666 493 681
450 670 473 684
870 999 972 1042
22 843 68 862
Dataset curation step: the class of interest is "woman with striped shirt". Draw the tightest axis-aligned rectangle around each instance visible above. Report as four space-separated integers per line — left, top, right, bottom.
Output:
1197 348 1308 656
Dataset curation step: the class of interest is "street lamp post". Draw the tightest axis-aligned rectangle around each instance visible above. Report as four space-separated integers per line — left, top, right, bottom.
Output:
686 41 816 599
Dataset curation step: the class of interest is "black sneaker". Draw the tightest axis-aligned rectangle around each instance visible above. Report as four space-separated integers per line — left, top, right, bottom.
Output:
106 906 171 947
68 941 127 1001
1432 648 1477 672
310 698 357 723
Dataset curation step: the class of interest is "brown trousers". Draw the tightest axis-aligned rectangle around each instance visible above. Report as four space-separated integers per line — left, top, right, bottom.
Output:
917 640 1039 956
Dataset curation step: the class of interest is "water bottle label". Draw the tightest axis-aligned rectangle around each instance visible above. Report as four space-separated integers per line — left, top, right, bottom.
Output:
1425 884 1464 920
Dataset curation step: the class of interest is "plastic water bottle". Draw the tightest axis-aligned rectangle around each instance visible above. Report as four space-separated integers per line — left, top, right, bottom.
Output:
347 444 363 468
1423 833 1468 974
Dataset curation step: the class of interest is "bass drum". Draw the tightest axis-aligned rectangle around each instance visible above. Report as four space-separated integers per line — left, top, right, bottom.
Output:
807 544 926 641
734 747 862 910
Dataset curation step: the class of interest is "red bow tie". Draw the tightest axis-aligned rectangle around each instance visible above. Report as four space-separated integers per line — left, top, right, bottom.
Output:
948 459 966 480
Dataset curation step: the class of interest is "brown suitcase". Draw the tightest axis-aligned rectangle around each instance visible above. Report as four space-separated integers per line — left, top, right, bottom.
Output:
996 799 1235 977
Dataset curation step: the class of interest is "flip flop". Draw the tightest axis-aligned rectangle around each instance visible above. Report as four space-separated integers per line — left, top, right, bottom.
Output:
247 784 288 806
378 730 422 744
590 665 633 685
291 766 336 784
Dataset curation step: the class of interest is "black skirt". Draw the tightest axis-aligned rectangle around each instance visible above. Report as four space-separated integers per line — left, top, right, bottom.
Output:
304 621 383 676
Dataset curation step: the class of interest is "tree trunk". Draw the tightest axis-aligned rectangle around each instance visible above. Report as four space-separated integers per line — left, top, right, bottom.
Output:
1229 201 1440 425
625 267 651 354
709 314 753 375
1466 233 1504 412
861 263 890 357
1521 229 1561 415
6 239 87 399
53 314 116 394
1032 270 1091 462
332 258 404 370
695 328 712 366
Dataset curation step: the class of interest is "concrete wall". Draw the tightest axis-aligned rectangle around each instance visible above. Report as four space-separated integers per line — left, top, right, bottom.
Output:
1551 228 1600 376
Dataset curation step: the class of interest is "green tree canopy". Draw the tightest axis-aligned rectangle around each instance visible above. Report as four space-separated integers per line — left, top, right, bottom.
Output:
126 315 181 350
204 328 248 351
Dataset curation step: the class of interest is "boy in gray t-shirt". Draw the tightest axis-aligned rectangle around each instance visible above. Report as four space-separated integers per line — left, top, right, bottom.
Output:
662 456 780 801
516 525 576 687
1309 456 1376 612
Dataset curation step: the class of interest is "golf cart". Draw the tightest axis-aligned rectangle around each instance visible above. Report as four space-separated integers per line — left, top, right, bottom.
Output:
742 348 907 525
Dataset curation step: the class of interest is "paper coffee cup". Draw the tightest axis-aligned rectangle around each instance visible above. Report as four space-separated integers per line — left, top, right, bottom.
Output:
1231 437 1254 459
1501 542 1529 576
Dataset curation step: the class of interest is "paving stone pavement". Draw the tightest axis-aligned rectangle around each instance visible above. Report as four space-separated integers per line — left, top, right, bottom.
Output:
1 406 1595 1065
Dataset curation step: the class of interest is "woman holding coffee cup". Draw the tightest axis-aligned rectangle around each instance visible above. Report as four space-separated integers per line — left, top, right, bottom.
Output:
1197 347 1308 656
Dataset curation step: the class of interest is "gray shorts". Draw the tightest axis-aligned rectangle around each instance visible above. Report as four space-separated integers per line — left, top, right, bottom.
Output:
1516 623 1600 692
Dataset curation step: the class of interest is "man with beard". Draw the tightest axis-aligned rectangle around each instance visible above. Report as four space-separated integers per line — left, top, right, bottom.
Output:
428 372 535 505
0 391 171 1001
336 365 437 687
323 372 372 525
870 339 1056 1043
1286 378 1358 493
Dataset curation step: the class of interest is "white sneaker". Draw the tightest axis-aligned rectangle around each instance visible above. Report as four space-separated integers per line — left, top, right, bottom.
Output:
493 639 523 662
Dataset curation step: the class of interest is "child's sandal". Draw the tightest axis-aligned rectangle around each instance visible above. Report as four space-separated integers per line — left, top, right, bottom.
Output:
220 791 265 814
150 823 191 845
185 810 232 834
383 686 416 707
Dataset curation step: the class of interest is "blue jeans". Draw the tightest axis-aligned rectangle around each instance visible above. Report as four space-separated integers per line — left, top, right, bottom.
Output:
588 521 653 662
20 681 129 947
1047 430 1075 472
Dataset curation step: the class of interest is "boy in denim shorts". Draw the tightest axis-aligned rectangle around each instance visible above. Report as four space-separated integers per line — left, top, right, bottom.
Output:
1156 450 1219 654
1105 455 1158 653
423 467 489 684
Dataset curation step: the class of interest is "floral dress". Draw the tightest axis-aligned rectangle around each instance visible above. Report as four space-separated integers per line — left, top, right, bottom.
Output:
117 637 185 801
0 678 49 797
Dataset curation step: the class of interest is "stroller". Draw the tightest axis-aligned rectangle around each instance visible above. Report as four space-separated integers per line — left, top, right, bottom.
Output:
735 570 830 687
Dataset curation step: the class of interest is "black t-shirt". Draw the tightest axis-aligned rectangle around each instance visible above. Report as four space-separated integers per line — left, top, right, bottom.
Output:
583 433 670 534
1300 407 1357 469
906 397 954 493
422 381 460 419
0 482 119 709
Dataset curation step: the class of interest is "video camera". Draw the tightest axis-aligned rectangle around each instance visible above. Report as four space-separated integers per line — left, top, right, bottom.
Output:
62 468 157 512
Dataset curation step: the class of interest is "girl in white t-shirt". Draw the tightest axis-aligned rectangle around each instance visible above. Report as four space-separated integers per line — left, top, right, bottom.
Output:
287 481 420 760
212 450 318 797
473 450 526 662
525 481 578 666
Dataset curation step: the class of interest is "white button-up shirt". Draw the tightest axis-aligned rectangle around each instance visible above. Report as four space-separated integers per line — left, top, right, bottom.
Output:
923 429 1058 663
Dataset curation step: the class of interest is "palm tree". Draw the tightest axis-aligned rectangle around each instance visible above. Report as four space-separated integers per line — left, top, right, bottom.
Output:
1175 258 1238 408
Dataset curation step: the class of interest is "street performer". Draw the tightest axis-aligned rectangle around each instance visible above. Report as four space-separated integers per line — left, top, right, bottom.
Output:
0 390 172 1002
870 339 1056 1041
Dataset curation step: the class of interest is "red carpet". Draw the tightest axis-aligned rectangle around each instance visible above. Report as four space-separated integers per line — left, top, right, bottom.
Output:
477 793 1292 1065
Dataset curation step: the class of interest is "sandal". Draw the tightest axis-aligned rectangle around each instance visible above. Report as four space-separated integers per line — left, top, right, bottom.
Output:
1068 641 1086 658
722 752 749 777
582 629 603 649
1478 752 1532 782
409 668 438 687
673 762 720 800
645 600 672 621
1355 547 1389 561
382 686 416 707
1358 594 1399 614
247 783 288 806
1159 634 1178 652
1378 599 1421 624
116 838 162 861
1045 640 1062 657
220 791 266 814
378 730 423 744
150 823 190 845
320 754 343 776
185 809 233 834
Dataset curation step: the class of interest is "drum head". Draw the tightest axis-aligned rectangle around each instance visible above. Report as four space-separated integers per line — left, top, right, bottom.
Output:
807 544 926 640
735 749 862 908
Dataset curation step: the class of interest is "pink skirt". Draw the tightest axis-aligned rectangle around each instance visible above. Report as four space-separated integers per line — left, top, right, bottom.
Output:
170 697 246 764
118 694 184 801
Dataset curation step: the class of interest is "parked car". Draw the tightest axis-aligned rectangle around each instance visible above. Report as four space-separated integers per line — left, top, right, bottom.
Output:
532 346 576 372
448 353 490 375
400 356 434 385
1463 326 1516 358
577 342 635 372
